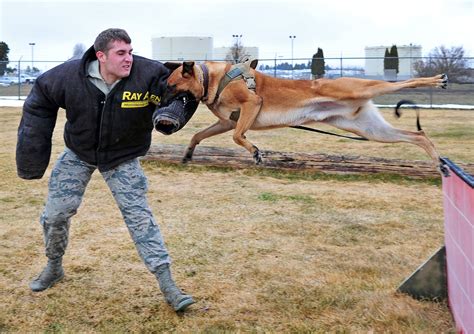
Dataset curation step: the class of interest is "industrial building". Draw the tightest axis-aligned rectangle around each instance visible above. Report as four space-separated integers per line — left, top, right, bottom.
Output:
364 44 422 79
151 36 213 62
151 36 259 62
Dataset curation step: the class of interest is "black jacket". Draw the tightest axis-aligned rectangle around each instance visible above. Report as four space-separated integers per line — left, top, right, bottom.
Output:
16 46 170 179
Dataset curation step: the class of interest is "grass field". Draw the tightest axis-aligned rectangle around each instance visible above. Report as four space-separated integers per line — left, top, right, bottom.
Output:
0 84 33 97
1 104 473 333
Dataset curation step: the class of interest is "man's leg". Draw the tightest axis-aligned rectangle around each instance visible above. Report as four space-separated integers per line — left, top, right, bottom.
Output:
30 148 95 292
102 159 194 312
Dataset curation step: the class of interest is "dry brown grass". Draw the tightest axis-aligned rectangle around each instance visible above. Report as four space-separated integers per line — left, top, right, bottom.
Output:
0 84 33 97
1 104 472 333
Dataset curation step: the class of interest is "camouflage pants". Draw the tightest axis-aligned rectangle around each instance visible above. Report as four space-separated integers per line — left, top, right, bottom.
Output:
40 148 171 272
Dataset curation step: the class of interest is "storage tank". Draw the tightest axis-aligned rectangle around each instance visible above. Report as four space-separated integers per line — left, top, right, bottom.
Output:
152 36 213 62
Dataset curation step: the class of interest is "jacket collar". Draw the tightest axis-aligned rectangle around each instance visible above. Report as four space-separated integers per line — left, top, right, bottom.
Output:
80 46 98 77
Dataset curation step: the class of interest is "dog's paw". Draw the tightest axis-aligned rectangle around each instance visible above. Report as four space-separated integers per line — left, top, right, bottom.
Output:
438 162 450 177
253 149 263 165
182 148 195 164
437 73 448 89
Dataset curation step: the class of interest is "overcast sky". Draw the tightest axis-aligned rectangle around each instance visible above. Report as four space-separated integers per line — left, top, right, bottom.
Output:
1 0 473 69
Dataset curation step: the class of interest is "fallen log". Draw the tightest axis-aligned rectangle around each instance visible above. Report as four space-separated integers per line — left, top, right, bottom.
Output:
143 144 474 178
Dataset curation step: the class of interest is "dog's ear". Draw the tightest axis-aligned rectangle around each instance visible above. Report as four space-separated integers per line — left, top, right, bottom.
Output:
250 59 258 69
164 62 182 72
182 61 195 77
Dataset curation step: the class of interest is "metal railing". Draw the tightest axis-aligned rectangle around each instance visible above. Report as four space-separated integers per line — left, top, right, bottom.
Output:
1 57 473 107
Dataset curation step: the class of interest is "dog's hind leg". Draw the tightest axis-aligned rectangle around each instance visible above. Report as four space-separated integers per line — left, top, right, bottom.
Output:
182 119 235 163
319 74 448 101
322 103 445 174
353 74 448 99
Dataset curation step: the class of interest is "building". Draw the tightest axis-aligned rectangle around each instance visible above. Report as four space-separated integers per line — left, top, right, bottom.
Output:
364 44 422 79
151 36 259 62
151 36 213 62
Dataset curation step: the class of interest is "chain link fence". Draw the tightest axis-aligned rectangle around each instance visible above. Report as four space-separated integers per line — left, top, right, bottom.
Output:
1 57 473 107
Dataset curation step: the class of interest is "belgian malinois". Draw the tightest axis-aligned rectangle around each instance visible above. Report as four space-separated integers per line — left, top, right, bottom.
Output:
164 61 449 175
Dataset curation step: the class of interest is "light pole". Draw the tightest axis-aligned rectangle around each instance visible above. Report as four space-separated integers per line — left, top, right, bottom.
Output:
29 42 35 71
409 43 413 78
232 34 242 63
289 35 296 78
232 34 242 45
17 56 23 99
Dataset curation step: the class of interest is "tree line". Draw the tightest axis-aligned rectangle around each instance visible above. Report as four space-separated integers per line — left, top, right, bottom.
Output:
1 39 471 83
260 61 318 71
0 42 86 76
228 40 471 82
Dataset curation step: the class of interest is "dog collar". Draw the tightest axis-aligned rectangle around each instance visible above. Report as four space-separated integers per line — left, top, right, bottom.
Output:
199 63 210 102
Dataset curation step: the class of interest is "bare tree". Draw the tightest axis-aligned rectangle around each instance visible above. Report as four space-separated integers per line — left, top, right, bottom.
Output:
414 46 469 83
70 43 87 60
225 40 248 64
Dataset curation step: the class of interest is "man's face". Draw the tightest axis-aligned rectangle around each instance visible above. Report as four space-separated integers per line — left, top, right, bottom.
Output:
96 40 133 83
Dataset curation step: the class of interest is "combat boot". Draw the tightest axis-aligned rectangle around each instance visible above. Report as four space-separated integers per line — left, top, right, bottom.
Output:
29 257 64 292
155 264 194 312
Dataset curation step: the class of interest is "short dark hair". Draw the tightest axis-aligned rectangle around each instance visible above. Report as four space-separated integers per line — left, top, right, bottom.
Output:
94 28 132 53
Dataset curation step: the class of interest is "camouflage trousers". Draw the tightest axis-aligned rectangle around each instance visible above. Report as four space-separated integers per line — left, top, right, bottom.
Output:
40 148 171 272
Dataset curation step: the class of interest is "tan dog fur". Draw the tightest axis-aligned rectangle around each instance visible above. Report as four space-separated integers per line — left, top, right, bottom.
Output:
165 61 448 173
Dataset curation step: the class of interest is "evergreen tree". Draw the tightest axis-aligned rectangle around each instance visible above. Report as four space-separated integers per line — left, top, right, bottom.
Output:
390 45 399 73
383 48 390 71
384 45 399 74
311 47 325 79
0 41 10 76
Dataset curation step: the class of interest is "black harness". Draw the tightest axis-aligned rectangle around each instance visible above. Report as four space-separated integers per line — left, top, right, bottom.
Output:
290 125 368 141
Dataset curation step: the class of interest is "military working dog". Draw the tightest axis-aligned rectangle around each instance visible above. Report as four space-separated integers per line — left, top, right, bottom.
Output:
164 61 448 174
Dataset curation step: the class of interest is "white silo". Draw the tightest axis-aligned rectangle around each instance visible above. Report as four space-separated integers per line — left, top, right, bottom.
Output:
151 36 213 62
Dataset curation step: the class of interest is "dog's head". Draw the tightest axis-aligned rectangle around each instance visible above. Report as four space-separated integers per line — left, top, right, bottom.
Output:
163 61 203 105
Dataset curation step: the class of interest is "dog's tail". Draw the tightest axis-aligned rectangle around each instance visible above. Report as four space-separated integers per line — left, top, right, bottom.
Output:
395 100 422 131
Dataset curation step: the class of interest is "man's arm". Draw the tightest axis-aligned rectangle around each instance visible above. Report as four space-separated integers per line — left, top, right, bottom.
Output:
16 79 59 179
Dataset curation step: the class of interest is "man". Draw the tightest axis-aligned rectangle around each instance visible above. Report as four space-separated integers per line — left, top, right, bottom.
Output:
16 28 197 312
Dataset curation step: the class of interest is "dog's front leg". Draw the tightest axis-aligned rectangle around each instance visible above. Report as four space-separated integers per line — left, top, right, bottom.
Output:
232 97 263 164
183 119 235 163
